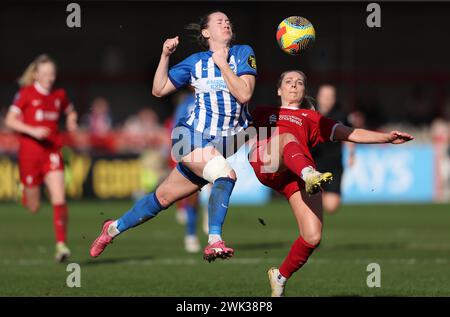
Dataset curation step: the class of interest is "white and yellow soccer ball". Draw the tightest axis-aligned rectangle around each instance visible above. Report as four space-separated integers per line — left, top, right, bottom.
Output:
276 16 315 55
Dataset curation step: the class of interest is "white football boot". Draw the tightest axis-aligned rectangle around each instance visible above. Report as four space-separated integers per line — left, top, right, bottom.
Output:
55 242 71 262
268 267 286 297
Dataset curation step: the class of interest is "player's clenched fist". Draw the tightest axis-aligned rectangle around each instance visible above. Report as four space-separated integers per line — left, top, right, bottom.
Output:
212 47 229 68
162 36 179 57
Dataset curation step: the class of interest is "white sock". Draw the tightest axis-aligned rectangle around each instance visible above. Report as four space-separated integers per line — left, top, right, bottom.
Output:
300 166 315 181
186 234 198 241
208 234 222 244
277 273 287 285
107 220 121 238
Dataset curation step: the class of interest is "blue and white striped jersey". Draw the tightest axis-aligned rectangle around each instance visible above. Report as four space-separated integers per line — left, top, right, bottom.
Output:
168 45 257 137
173 94 195 129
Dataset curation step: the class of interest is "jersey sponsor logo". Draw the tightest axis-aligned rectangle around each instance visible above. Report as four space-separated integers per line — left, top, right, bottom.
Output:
279 114 303 126
35 109 59 121
32 99 42 107
247 55 257 70
206 79 227 90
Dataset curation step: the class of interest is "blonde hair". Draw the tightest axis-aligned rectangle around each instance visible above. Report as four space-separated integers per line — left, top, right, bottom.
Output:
18 54 56 87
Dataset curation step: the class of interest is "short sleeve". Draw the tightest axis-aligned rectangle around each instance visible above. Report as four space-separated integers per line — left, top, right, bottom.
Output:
168 55 194 89
236 45 257 77
9 89 27 114
315 114 340 144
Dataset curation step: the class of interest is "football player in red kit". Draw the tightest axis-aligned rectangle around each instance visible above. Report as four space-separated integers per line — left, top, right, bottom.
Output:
5 54 78 262
249 70 413 296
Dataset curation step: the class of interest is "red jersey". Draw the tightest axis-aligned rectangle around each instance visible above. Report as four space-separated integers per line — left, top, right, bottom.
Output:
10 83 73 151
251 106 339 152
249 106 340 199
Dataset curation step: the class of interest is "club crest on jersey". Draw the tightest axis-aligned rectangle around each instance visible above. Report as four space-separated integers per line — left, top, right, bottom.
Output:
269 114 278 125
32 99 42 107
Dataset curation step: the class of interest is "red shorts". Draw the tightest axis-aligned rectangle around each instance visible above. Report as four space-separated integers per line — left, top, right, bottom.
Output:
18 148 64 187
249 142 317 200
250 158 305 200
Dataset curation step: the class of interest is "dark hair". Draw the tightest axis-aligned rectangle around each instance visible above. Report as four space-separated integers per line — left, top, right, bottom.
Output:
186 11 235 50
277 70 316 110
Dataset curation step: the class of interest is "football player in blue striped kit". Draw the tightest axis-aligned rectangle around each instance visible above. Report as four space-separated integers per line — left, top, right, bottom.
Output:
90 11 257 262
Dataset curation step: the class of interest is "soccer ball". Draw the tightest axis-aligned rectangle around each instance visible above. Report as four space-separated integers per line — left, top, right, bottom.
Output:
276 16 315 55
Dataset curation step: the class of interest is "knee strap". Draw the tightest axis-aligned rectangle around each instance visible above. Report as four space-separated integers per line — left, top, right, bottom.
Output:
202 155 234 183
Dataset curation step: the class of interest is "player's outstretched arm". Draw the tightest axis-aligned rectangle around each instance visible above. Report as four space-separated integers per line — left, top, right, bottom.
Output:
152 36 179 98
334 124 414 144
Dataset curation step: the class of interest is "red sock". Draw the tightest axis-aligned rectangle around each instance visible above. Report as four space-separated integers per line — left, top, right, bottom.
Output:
282 142 314 176
279 236 317 278
53 204 68 243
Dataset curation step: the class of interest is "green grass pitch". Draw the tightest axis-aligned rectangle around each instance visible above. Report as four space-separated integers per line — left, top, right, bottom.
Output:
1 199 449 296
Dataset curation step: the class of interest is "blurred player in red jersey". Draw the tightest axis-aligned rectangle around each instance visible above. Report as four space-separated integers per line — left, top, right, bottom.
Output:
249 70 414 296
5 54 78 262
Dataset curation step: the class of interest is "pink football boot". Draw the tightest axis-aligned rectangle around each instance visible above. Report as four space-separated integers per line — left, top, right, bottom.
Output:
90 219 115 258
203 240 234 262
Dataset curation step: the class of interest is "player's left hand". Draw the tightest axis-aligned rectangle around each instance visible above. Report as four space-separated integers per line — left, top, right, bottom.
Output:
212 47 229 68
388 131 414 144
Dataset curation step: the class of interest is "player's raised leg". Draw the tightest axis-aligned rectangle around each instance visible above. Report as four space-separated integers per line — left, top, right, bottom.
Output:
269 190 322 297
264 132 333 195
89 166 200 258
44 170 70 262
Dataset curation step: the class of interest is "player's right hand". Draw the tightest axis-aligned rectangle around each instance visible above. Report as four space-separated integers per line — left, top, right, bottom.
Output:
30 127 50 140
162 36 179 57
